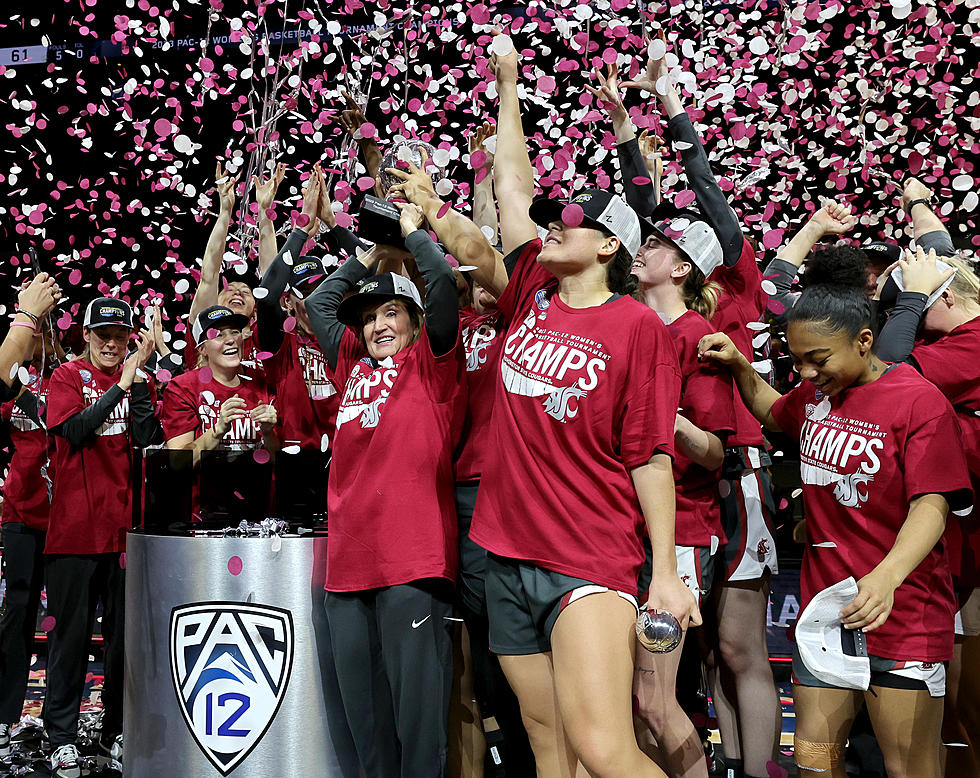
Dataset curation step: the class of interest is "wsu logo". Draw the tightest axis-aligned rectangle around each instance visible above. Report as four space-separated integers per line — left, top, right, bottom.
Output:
170 602 295 776
542 384 588 422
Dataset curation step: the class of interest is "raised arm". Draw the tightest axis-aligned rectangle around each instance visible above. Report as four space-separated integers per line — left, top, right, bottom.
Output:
469 122 499 245
622 35 741 265
876 248 954 363
1 274 60 397
386 153 507 298
489 33 538 255
256 166 323 355
697 332 782 431
190 164 239 322
306 246 385 370
901 177 956 257
585 63 658 218
340 89 385 198
765 200 858 323
253 161 286 277
395 202 459 357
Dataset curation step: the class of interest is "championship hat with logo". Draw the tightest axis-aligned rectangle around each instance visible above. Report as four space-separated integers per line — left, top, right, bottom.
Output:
528 188 647 260
83 297 134 329
289 256 330 295
862 241 901 269
650 214 724 279
794 577 871 691
191 305 250 344
336 272 423 328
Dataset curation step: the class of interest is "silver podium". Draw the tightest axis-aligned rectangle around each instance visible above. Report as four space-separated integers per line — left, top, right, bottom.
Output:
124 532 359 777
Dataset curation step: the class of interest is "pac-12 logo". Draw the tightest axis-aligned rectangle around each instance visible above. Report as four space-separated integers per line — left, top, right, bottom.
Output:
170 602 295 776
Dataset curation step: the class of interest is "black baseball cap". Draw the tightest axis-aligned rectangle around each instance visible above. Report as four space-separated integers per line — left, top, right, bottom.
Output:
862 241 901 268
289 256 330 295
528 188 648 259
336 273 423 328
191 305 250 344
83 297 134 330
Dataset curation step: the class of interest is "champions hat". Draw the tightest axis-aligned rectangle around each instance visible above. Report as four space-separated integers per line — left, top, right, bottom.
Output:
191 305 250 344
862 241 901 269
83 297 134 330
528 188 646 260
794 577 871 691
650 215 724 278
289 256 330 296
336 273 423 328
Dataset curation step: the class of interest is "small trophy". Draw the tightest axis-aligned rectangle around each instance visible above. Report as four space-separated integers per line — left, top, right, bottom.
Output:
636 608 683 653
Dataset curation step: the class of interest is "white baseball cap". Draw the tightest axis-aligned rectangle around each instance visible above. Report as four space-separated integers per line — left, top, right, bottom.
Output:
795 577 871 691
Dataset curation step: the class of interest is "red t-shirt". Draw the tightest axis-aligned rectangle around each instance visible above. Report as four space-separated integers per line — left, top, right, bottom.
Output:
45 359 144 555
668 310 736 548
455 308 505 482
325 327 465 592
910 316 980 588
183 326 265 380
161 369 274 449
771 363 972 661
469 239 682 593
1 371 53 530
264 332 339 452
711 239 768 448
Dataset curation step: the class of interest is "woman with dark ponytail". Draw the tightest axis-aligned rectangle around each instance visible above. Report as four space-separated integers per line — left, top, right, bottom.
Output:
389 37 699 777
699 258 972 778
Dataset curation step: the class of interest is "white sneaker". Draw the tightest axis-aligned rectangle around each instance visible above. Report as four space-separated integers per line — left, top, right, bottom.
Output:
0 722 10 757
99 731 123 763
50 742 81 778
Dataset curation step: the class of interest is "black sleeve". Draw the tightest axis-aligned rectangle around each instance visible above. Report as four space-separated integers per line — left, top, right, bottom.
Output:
917 229 956 258
154 352 186 380
53 384 127 447
130 382 163 448
305 260 372 370
667 112 743 266
256 228 308 355
14 390 43 427
0 378 21 403
404 230 459 357
324 225 368 258
876 292 928 364
763 258 801 325
616 138 656 219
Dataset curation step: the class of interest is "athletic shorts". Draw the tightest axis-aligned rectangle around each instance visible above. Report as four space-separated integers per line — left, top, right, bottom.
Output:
718 446 778 582
955 588 980 637
485 554 638 655
455 482 487 617
637 540 715 606
791 644 946 697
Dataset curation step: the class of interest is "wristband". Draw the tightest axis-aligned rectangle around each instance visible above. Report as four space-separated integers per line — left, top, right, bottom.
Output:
905 197 932 214
10 320 37 331
16 309 40 326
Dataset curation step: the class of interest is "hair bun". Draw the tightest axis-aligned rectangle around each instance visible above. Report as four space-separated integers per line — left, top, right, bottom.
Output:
803 246 869 290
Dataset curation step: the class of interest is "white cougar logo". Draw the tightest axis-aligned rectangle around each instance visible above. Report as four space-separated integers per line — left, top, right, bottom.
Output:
360 395 386 428
466 339 493 371
542 384 587 422
833 471 874 508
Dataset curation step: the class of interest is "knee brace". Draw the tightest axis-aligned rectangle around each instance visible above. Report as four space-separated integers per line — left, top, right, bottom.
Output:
794 737 844 773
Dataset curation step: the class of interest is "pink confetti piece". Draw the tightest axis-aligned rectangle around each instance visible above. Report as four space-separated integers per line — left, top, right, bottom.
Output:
41 616 56 633
253 448 271 464
561 203 584 227
228 556 243 575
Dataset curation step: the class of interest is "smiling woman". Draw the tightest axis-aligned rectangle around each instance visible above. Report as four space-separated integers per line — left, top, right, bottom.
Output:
41 296 163 776
303 175 465 776
699 261 974 778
